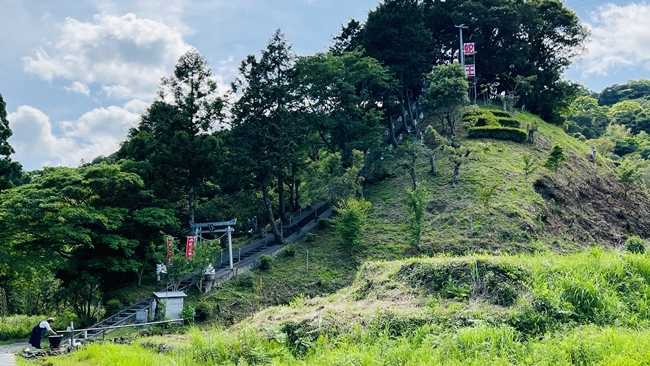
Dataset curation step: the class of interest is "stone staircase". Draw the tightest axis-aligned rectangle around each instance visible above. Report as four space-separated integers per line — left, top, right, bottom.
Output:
75 202 331 342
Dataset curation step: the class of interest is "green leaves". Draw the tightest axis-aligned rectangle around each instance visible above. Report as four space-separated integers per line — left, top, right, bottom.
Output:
334 197 372 251
0 162 180 311
544 145 568 184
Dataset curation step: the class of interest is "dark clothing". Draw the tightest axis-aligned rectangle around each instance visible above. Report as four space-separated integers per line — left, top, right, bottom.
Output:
28 324 47 349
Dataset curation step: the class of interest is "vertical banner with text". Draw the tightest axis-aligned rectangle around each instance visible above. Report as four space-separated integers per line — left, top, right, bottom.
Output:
463 42 475 55
465 64 476 77
166 237 173 263
186 236 196 260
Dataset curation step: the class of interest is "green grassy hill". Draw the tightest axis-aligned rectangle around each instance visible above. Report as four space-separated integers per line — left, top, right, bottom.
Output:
27 106 650 365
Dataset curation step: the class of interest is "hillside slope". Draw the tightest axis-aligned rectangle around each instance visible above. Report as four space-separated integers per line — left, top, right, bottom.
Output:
365 107 650 257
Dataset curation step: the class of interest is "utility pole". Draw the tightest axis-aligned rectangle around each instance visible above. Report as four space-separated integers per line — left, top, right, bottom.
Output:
455 24 468 69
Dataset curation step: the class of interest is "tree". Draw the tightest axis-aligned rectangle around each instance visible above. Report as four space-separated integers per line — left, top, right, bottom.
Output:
420 64 468 137
230 29 306 243
446 143 472 185
616 158 645 198
330 19 363 55
607 100 648 134
396 140 427 190
423 125 447 175
405 183 429 246
301 150 366 205
421 0 588 124
0 93 23 191
0 163 179 318
119 49 225 228
334 197 372 252
295 50 394 165
598 79 650 106
361 0 432 97
544 145 568 184
522 153 539 186
477 182 500 209
566 96 610 139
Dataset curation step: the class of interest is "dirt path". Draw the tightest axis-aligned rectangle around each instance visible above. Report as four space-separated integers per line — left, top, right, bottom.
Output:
0 354 16 366
0 342 28 366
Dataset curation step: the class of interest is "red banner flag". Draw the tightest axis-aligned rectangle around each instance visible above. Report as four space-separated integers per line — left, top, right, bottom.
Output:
166 237 172 263
186 236 195 260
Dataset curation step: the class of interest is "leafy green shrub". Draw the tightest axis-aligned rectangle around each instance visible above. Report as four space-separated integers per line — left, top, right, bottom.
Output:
231 274 255 291
305 232 317 243
467 126 528 142
463 109 498 128
405 183 430 246
334 197 372 251
180 304 195 321
284 245 296 258
0 315 43 339
626 235 646 254
474 115 499 127
259 255 274 271
496 117 520 128
104 298 122 316
495 282 519 306
491 110 512 118
194 301 214 321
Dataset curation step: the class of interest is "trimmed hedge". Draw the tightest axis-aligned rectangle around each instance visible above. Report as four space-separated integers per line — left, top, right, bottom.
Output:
468 126 528 143
497 117 520 128
473 113 498 127
492 110 512 118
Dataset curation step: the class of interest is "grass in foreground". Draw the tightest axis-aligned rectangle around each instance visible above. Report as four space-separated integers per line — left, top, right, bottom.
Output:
21 249 650 365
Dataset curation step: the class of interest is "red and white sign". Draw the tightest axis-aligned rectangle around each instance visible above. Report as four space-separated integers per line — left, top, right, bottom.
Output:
464 43 475 55
166 237 172 263
186 236 195 260
465 64 476 77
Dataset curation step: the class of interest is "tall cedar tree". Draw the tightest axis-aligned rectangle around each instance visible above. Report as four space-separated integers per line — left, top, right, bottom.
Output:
119 49 225 229
230 29 306 242
361 0 432 134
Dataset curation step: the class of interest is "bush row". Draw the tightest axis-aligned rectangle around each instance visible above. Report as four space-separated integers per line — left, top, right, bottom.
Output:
496 117 520 128
468 126 528 142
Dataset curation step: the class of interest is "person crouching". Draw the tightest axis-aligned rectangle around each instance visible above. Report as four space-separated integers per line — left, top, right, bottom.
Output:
28 317 57 349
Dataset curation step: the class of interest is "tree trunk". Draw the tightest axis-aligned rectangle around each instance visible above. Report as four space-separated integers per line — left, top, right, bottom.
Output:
410 165 417 190
406 87 415 128
527 127 535 144
430 153 437 175
189 186 195 225
263 182 284 244
400 89 410 133
447 114 455 137
278 177 288 224
386 98 398 148
451 161 461 184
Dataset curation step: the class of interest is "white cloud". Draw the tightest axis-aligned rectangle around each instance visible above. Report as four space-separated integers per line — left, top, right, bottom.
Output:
581 3 650 76
23 12 191 100
8 105 139 170
7 106 78 169
64 81 91 96
123 99 149 114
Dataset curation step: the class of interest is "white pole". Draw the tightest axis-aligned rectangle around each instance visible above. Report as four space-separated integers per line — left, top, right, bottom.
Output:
228 226 233 270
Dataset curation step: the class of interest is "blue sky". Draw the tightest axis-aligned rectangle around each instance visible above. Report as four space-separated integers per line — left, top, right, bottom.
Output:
1 0 649 171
